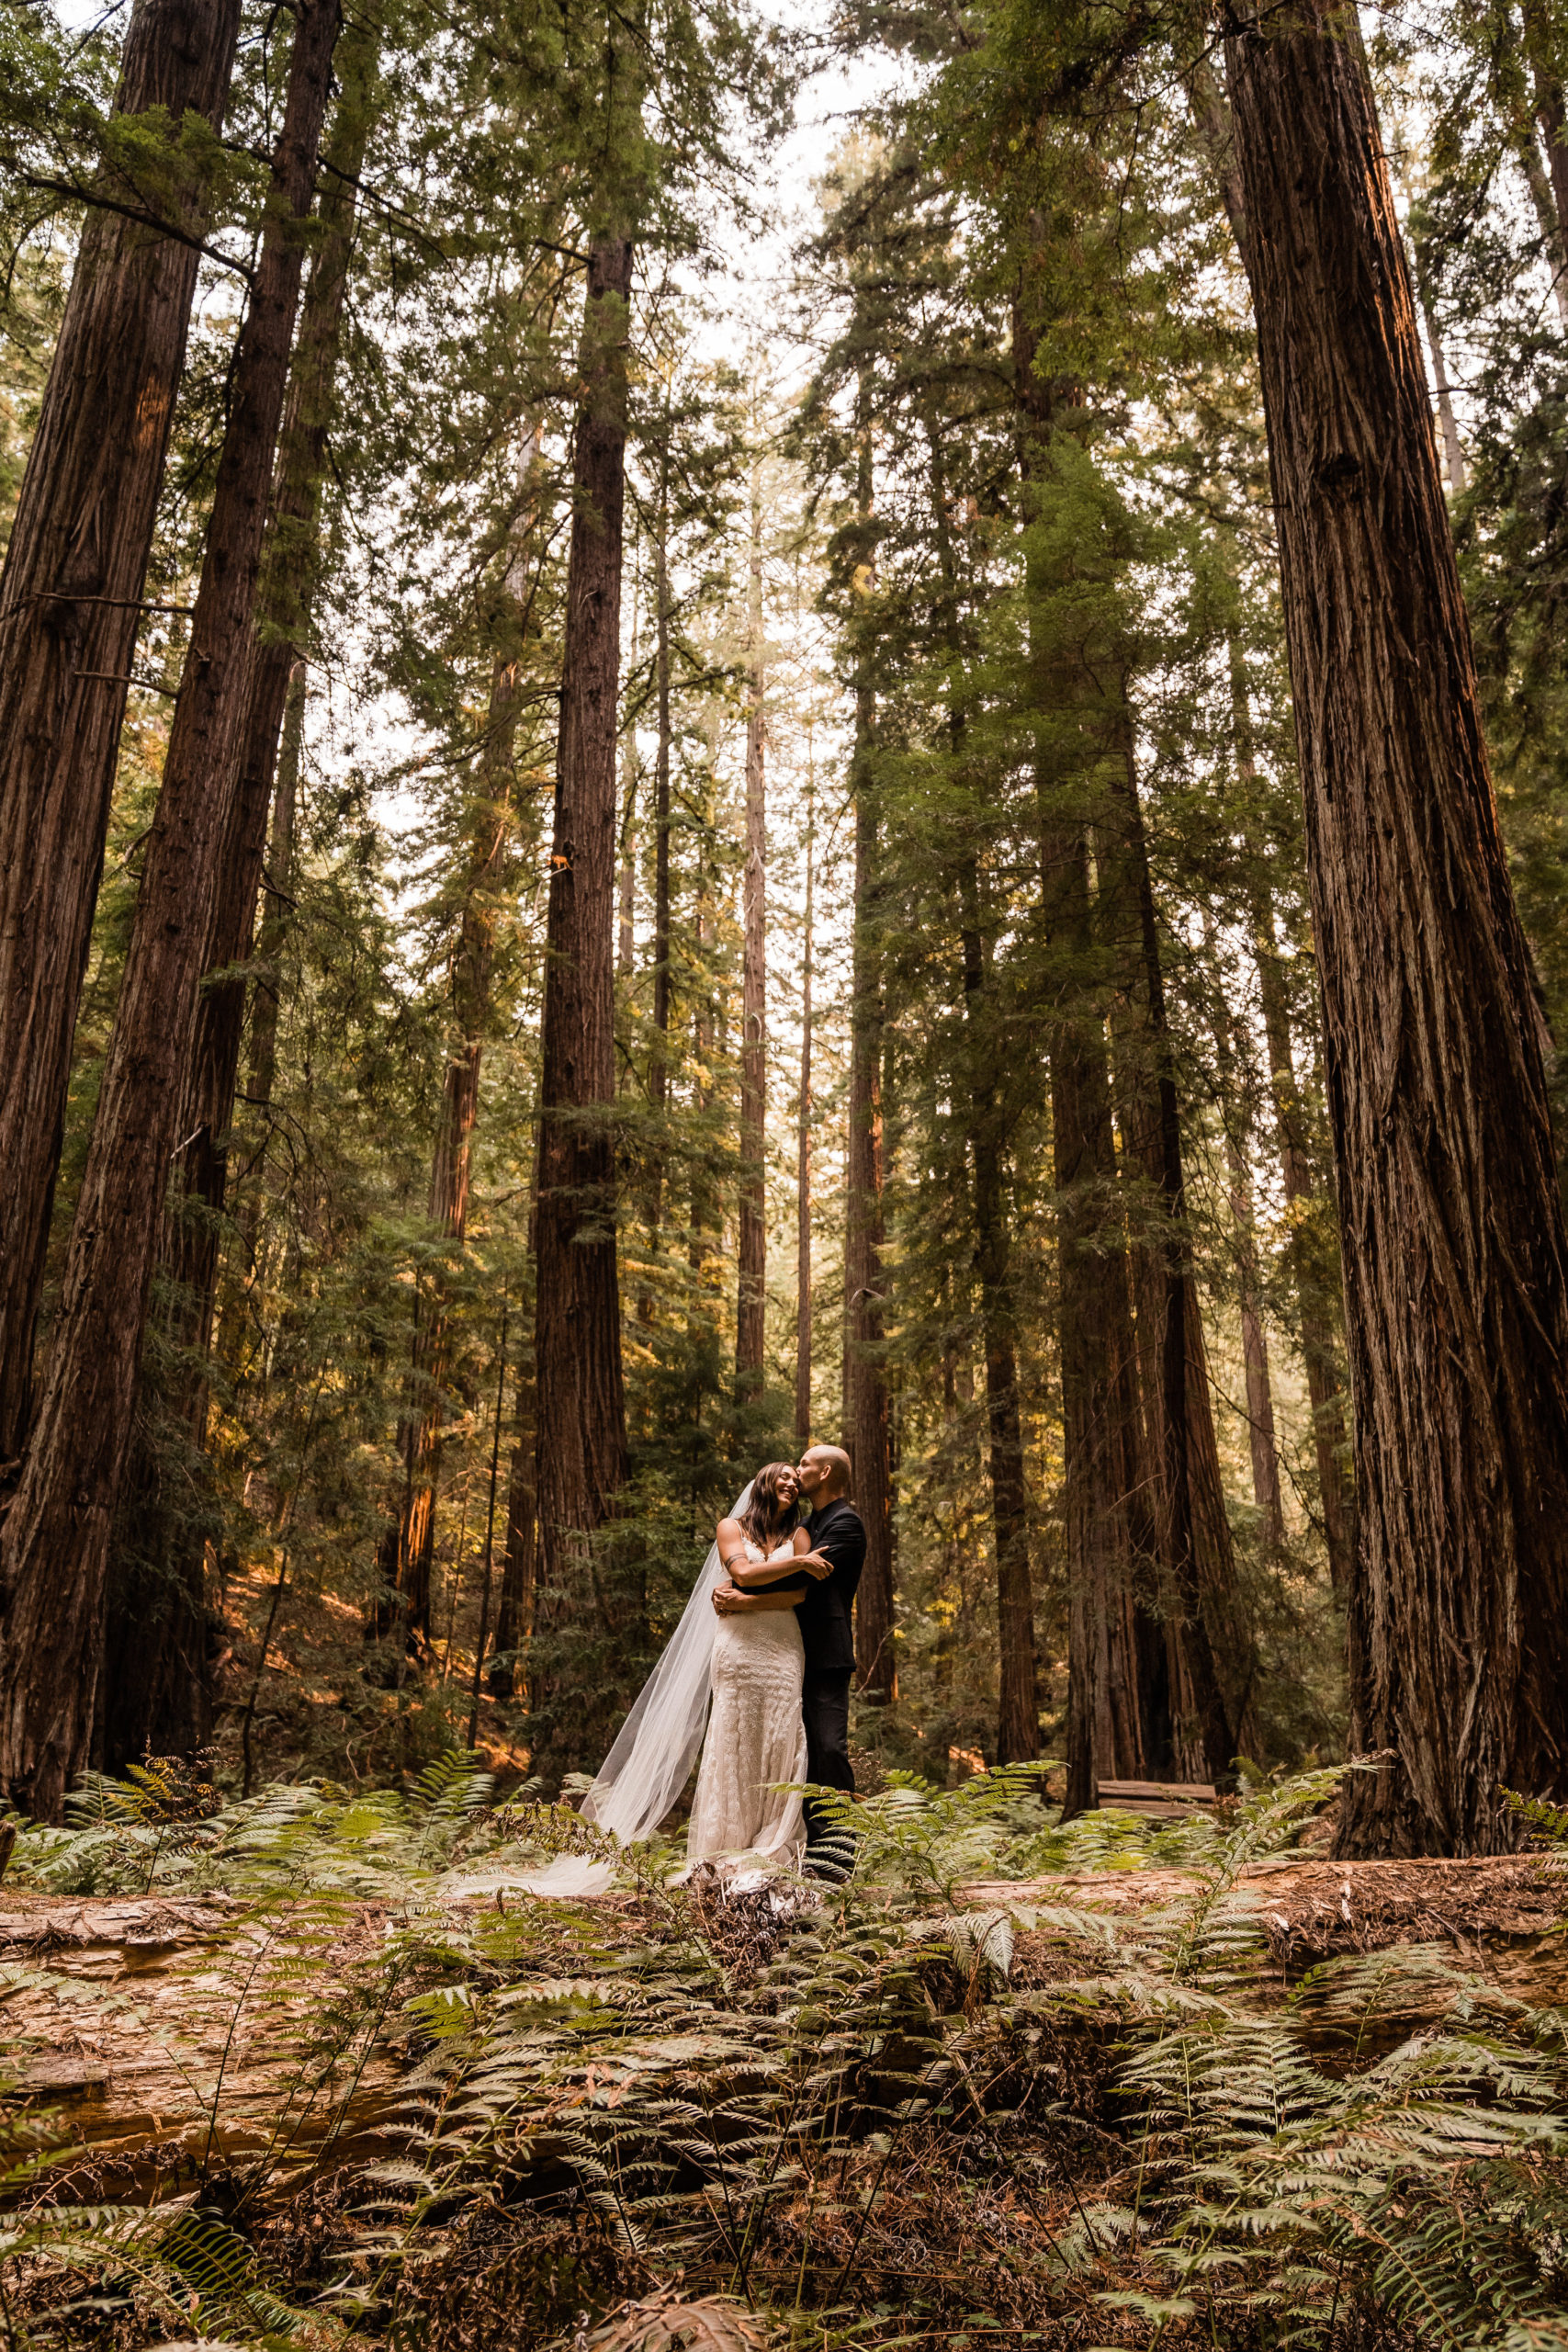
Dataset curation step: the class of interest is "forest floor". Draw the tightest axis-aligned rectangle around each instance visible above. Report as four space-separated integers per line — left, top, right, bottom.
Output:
5 1766 1568 2351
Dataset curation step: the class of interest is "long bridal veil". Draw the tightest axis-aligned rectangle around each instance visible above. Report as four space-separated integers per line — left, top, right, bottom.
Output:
580 1478 750 1846
448 1483 750 1898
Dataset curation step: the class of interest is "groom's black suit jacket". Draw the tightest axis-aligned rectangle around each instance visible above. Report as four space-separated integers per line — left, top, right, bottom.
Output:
795 1496 866 1673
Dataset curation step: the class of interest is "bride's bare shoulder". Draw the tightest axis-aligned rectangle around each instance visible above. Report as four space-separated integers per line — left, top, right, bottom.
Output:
716 1513 745 1547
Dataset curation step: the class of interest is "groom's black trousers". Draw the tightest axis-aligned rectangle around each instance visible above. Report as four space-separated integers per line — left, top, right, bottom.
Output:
802 1667 855 1848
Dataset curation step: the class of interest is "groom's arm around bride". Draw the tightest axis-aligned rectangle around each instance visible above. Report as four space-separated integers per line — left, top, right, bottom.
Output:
791 1444 865 1871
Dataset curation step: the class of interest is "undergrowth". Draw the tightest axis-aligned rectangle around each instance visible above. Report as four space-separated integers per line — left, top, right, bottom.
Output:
0 1759 1564 2349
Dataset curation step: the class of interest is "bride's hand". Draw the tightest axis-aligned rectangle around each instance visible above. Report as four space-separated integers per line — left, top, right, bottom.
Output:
795 1550 834 1580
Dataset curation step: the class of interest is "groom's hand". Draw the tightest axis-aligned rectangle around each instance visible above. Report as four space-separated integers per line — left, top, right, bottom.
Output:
713 1582 746 1614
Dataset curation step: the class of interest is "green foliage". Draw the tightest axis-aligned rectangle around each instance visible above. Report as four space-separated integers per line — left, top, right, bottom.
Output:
12 1764 1562 2351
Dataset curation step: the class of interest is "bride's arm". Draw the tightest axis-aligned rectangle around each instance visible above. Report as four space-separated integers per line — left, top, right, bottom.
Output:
714 1579 807 1615
716 1516 813 1589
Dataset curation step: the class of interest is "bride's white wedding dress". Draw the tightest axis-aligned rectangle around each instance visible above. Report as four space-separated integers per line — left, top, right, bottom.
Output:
685 1536 807 1866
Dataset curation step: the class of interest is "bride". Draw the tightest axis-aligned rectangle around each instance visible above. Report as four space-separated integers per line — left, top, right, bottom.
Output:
685 1462 829 1864
491 1464 834 1893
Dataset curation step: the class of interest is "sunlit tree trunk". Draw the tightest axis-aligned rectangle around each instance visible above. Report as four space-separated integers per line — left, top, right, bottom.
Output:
491 1334 537 1703
927 416 1030 1753
845 377 896 1701
100 17 379 1769
795 776 815 1453
1103 723 1254 1781
1227 640 1355 1591
532 237 634 1777
0 0 343 1821
647 412 673 1263
737 460 767 1385
1226 0 1568 1852
0 0 244 1469
1048 821 1160 1809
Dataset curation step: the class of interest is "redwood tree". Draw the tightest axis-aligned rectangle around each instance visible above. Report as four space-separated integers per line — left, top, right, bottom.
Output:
844 379 897 1701
0 0 343 1820
736 458 768 1385
0 0 243 1468
530 234 635 1775
101 15 380 1770
1224 0 1568 1853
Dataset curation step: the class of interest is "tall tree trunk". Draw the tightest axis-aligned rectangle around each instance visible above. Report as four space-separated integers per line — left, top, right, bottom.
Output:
491 1338 537 1703
0 0 244 1470
1103 724 1250 1782
0 0 342 1820
926 413 1030 1754
246 661 306 1136
1226 0 1568 1853
647 419 673 1259
1046 818 1160 1808
100 17 378 1770
379 428 539 1652
795 775 814 1453
737 462 768 1385
959 870 1036 1763
1010 322 1171 1795
1204 928 1285 1548
1227 1139 1284 1545
1519 0 1568 315
844 387 895 1699
1229 640 1355 1590
531 238 634 1779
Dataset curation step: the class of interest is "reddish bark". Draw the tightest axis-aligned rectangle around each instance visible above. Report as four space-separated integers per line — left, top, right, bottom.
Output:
1225 0 1568 1851
843 379 896 1701
795 797 815 1454
531 239 634 1776
101 21 378 1769
736 463 767 1384
0 0 243 1467
0 0 342 1821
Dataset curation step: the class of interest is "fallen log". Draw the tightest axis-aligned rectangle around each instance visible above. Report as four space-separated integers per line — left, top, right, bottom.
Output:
0 1890 404 2196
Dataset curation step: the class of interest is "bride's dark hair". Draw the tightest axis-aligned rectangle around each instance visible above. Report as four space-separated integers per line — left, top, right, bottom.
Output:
736 1462 799 1551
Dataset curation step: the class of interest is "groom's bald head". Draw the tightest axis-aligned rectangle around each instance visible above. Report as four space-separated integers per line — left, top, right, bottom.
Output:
798 1443 852 1501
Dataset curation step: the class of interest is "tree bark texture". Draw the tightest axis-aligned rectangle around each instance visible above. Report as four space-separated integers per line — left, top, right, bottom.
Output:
1247 879 1355 1589
958 867 1036 1764
491 1347 538 1703
0 0 342 1821
532 238 634 1774
1225 0 1568 1852
1010 337 1166 1796
1228 1137 1285 1545
635 454 674 1314
1519 0 1568 312
243 662 306 1158
1103 730 1252 1781
0 0 244 1469
845 387 895 1700
1230 638 1356 1592
736 464 767 1383
102 19 377 1768
795 790 814 1453
1048 824 1160 1810
1206 944 1286 1547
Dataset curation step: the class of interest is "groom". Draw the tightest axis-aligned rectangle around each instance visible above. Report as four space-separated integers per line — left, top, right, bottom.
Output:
713 1442 865 1874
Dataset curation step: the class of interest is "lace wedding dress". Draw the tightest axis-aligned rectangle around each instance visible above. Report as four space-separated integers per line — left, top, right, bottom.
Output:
685 1537 807 1866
